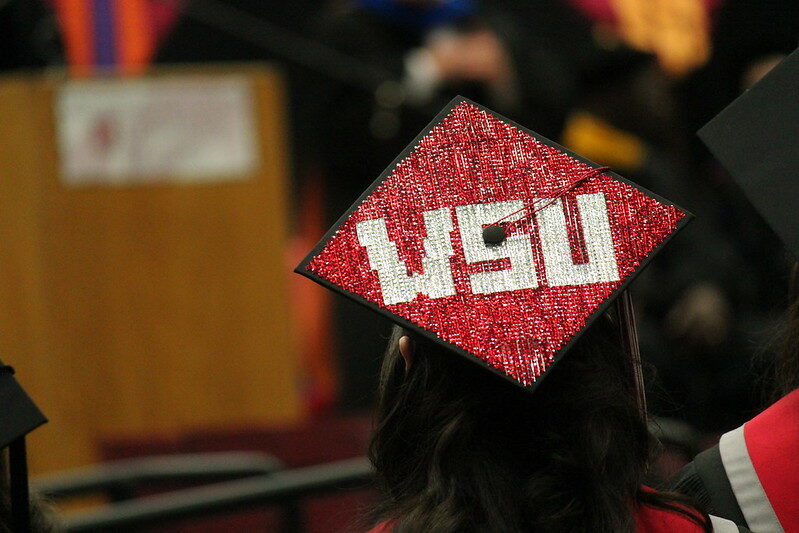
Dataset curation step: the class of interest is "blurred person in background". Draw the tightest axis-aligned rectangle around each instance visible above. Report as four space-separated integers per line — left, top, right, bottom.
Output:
554 0 798 437
669 47 799 532
652 0 799 434
309 0 619 219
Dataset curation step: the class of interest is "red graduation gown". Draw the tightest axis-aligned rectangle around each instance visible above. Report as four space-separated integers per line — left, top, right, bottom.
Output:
367 503 739 532
715 388 799 531
673 388 799 532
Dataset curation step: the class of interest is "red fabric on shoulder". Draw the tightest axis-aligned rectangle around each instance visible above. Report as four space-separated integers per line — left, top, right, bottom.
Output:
366 491 708 532
365 521 394 533
635 503 706 532
743 388 799 530
367 508 702 532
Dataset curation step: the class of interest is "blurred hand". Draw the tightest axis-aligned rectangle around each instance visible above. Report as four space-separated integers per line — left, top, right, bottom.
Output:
427 29 514 87
425 30 463 82
666 282 731 346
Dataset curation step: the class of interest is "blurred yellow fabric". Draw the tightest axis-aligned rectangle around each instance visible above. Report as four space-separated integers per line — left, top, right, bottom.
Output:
612 0 711 77
562 111 645 171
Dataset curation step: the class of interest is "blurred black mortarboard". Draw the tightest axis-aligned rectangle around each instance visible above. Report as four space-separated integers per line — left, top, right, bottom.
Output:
0 360 47 531
0 362 46 449
698 48 799 256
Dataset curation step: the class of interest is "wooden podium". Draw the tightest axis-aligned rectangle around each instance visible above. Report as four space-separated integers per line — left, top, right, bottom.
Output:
0 66 301 474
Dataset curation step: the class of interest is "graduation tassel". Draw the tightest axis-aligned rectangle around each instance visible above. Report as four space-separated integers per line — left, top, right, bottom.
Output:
493 166 610 222
616 290 647 419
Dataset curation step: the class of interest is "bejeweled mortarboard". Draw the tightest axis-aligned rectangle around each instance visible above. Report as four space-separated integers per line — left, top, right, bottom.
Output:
698 48 799 257
0 361 46 449
296 98 690 391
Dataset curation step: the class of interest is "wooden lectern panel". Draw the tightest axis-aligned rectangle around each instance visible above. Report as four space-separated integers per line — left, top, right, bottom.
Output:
0 66 301 474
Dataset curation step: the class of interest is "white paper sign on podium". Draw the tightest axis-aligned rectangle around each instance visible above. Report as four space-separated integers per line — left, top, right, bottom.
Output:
56 77 260 186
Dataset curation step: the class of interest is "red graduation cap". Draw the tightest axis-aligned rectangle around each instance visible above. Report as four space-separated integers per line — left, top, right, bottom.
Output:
297 98 690 391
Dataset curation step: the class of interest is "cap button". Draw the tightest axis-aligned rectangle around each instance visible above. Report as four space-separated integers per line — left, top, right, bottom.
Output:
482 225 506 245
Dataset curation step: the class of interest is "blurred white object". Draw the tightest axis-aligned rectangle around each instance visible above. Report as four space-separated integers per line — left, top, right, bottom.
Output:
56 77 260 186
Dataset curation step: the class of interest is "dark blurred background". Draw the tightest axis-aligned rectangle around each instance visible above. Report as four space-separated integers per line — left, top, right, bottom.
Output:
1 0 797 530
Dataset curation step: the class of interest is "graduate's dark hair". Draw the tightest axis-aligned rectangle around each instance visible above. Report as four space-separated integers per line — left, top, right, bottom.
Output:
368 316 710 532
770 262 799 401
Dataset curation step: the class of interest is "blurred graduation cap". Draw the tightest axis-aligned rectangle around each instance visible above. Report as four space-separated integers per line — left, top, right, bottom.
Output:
0 363 46 449
1 361 47 531
699 48 799 257
296 97 690 394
